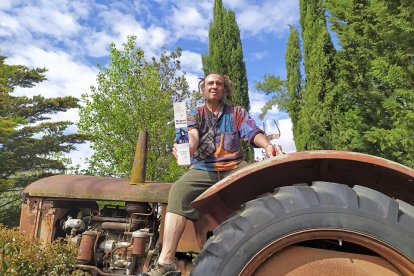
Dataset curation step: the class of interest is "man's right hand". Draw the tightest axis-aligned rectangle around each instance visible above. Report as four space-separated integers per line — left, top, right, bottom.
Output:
172 129 199 160
172 143 178 160
188 128 199 156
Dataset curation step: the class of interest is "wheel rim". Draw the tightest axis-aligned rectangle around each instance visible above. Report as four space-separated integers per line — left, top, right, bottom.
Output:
238 229 414 276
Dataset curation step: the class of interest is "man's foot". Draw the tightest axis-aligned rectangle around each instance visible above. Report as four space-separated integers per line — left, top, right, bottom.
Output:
140 260 181 276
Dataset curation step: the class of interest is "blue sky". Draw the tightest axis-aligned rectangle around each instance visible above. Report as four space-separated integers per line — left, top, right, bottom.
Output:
0 0 299 167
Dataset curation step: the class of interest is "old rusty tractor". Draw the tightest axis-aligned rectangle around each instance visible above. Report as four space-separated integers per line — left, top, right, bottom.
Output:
20 132 414 275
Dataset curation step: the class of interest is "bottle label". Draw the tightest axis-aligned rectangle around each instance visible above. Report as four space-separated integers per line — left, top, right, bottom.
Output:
174 102 191 165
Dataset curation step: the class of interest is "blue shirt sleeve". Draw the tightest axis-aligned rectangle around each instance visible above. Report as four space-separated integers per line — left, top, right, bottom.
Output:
187 107 199 130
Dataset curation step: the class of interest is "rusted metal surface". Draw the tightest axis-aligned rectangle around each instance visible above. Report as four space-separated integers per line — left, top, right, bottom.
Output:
23 174 172 203
130 131 148 185
79 263 193 276
19 197 68 245
192 151 414 225
37 201 56 243
251 246 401 276
19 197 41 239
77 231 97 264
159 204 208 253
240 229 414 276
77 264 129 276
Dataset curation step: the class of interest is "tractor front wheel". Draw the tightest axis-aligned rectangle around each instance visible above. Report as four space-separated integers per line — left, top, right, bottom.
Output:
191 182 414 275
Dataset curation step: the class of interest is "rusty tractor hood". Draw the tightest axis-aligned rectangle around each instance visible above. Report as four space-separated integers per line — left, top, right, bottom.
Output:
23 174 172 203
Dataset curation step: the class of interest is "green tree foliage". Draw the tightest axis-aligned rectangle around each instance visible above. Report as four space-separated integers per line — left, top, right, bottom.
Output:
0 55 84 226
202 0 250 111
258 2 335 151
255 26 304 127
0 226 85 275
78 36 188 181
285 26 303 146
202 0 253 161
258 0 413 167
297 0 336 150
255 75 288 120
326 0 414 167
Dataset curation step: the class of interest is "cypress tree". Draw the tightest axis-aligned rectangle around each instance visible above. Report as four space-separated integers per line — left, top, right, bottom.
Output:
297 0 336 150
326 0 414 167
202 0 250 111
285 26 303 147
202 0 252 161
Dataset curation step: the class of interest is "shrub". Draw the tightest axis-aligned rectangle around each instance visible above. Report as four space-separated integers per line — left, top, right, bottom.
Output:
0 225 86 275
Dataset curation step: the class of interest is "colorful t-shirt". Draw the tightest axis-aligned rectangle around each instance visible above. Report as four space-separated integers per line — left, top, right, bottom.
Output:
188 104 263 171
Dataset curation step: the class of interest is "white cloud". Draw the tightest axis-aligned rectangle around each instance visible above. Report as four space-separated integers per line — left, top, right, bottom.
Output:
83 31 113 57
233 1 299 37
249 90 268 115
49 108 80 124
265 105 282 118
9 46 97 99
0 0 14 9
180 51 203 74
250 89 282 121
278 118 296 153
224 0 249 10
250 51 267 61
96 10 170 58
158 0 299 41
186 72 203 93
69 1 90 18
0 0 299 170
148 26 169 48
68 142 94 169
162 0 298 41
0 11 24 37
168 5 209 41
17 4 81 39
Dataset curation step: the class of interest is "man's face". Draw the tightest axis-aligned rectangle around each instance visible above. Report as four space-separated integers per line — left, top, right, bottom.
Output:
203 74 225 102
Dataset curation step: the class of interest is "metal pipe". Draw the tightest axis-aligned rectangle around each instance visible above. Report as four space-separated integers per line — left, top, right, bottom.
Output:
101 222 137 231
77 264 136 276
130 131 148 185
90 216 135 223
33 198 43 239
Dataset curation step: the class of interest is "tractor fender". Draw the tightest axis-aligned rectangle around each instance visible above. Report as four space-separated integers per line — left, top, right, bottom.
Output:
192 150 414 227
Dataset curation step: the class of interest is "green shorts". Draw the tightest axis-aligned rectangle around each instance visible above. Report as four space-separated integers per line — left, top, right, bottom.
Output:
167 162 248 220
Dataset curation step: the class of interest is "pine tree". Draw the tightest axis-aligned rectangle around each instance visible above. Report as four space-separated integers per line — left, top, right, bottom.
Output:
0 55 85 226
255 75 287 120
297 0 336 150
285 26 303 147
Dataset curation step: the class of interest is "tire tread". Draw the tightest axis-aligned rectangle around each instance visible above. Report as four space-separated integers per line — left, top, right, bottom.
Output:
191 183 414 276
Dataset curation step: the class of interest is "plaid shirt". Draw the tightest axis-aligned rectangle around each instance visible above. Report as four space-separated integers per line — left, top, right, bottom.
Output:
188 104 263 171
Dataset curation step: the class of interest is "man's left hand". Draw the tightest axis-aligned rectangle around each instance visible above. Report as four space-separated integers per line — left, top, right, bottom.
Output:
265 144 284 157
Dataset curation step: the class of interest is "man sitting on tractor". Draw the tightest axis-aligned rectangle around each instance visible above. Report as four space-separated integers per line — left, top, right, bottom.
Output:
145 73 282 276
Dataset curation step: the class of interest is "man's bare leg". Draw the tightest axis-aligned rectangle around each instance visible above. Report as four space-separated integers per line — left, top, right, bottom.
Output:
158 212 187 264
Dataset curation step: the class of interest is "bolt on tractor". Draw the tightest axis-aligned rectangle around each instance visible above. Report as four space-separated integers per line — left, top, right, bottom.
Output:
19 132 414 275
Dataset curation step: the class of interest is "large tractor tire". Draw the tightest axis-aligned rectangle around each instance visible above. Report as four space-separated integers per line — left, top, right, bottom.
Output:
191 182 414 275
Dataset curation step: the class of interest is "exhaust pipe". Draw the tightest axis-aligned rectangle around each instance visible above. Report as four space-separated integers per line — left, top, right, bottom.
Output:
130 131 148 185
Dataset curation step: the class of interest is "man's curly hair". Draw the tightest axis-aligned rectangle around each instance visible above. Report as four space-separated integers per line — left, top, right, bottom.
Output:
198 73 233 101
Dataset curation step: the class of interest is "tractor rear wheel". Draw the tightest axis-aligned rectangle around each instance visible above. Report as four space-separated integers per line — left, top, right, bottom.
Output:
191 182 414 275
